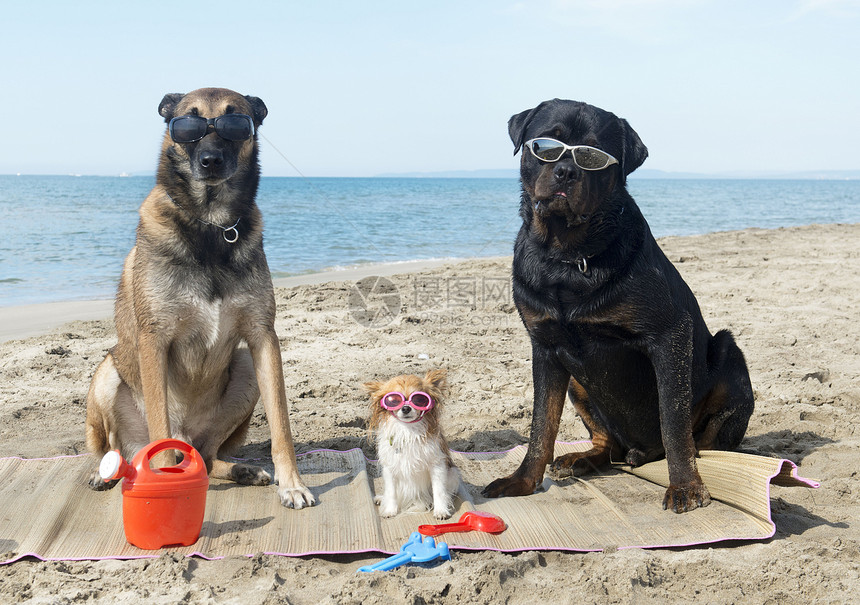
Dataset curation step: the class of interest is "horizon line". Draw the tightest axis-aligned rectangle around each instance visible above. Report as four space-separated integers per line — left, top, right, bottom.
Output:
2 168 860 181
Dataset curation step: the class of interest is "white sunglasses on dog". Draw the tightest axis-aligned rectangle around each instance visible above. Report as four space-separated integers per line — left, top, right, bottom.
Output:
524 138 619 171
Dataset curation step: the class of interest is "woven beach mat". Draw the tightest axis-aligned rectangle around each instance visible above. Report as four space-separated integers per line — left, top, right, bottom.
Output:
0 442 817 563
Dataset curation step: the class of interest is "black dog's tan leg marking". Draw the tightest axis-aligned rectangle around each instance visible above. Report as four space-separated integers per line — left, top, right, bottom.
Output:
550 379 618 477
483 343 569 498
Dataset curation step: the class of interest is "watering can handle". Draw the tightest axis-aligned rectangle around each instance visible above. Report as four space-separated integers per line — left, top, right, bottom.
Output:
137 439 206 476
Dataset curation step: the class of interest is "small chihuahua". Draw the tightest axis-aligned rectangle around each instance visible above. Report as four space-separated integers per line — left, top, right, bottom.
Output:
365 369 460 519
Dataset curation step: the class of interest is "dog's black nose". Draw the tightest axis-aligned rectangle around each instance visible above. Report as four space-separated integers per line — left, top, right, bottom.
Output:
552 161 577 184
199 149 224 169
402 405 413 415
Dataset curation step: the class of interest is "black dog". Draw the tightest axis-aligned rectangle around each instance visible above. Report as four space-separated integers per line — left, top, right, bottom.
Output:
482 99 754 512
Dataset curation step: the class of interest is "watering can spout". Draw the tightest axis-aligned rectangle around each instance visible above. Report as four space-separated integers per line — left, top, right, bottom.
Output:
99 450 134 482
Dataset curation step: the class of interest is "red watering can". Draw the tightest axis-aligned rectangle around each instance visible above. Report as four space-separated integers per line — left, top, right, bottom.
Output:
99 439 208 550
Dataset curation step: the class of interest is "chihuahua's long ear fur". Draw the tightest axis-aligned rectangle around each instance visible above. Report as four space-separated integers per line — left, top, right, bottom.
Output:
423 369 448 395
364 380 386 436
363 381 383 396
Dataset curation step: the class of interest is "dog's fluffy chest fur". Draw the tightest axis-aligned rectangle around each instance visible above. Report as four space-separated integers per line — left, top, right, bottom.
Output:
376 417 450 476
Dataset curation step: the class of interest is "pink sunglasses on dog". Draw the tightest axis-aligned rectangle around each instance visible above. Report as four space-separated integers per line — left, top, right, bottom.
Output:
380 391 435 412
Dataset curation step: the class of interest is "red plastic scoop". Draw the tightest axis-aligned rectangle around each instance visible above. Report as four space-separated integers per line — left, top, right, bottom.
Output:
418 511 507 536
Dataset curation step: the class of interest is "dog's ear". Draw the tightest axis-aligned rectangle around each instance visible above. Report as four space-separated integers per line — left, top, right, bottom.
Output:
423 369 448 393
619 118 648 180
244 95 268 126
508 100 552 155
158 93 184 123
362 381 382 397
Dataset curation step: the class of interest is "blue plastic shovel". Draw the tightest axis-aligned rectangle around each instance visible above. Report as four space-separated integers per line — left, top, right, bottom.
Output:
358 532 451 573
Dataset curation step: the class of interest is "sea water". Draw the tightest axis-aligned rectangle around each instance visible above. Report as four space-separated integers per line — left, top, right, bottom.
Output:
0 175 858 306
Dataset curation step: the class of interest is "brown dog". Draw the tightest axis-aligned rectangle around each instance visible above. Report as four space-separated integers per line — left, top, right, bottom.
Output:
85 87 314 508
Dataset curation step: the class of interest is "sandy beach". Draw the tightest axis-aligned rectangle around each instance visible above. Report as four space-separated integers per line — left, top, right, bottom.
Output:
0 223 857 603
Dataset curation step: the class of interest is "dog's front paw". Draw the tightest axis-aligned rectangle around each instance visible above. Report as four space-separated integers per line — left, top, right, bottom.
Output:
278 483 315 509
379 500 398 518
274 468 315 509
663 482 711 513
433 502 455 519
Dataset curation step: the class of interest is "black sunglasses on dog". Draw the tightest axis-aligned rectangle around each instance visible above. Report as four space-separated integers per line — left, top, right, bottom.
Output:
168 114 255 143
524 137 618 171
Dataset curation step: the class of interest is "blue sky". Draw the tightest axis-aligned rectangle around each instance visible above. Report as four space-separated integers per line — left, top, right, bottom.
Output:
2 0 859 177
